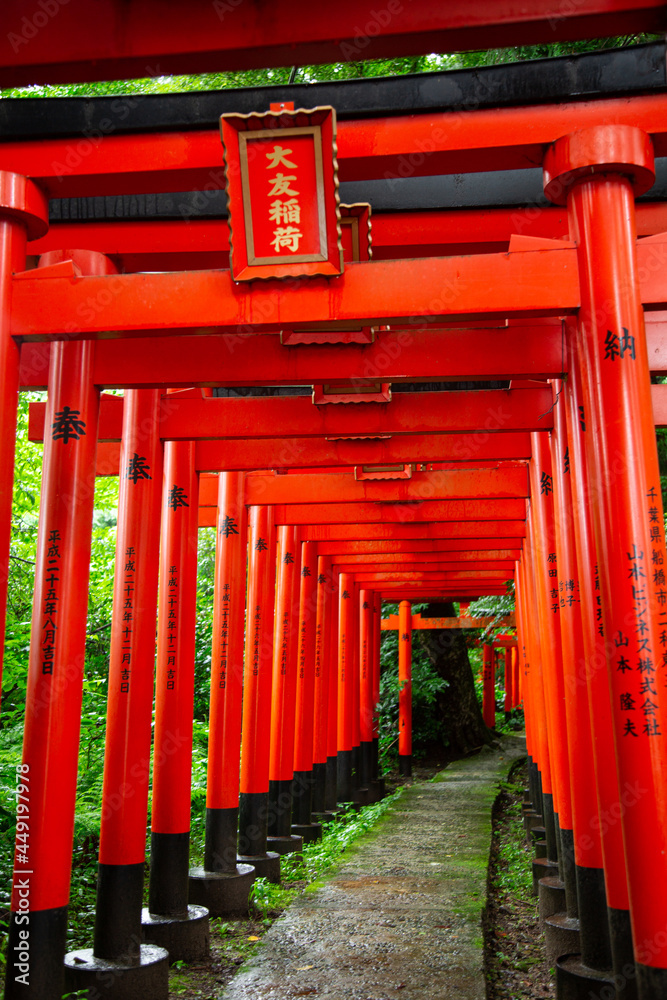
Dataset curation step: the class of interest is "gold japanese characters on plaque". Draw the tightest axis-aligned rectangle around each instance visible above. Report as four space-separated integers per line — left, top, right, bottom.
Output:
220 104 343 282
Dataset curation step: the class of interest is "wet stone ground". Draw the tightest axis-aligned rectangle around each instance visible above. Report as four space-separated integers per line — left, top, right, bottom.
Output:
220 737 526 1000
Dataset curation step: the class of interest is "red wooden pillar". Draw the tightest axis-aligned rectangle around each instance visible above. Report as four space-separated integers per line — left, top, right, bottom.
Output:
337 572 355 802
312 555 333 816
503 647 513 718
515 558 539 806
398 600 413 777
238 506 280 880
292 540 322 840
373 592 383 794
524 510 559 861
351 580 362 794
517 548 548 825
267 525 301 848
482 643 495 729
144 434 209 959
7 335 99 999
189 471 255 917
0 174 47 719
564 328 638 991
6 247 113 999
551 381 612 968
529 431 573 866
545 125 667 994
359 589 375 792
325 567 340 810
87 391 166 977
511 646 521 709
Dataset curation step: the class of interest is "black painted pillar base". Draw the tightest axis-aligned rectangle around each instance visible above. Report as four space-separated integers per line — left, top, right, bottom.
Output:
399 754 412 777
291 770 321 841
532 857 559 895
141 905 209 964
609 907 638 1000
189 864 256 918
79 862 168 999
542 792 559 864
64 944 169 999
524 810 545 839
311 762 327 814
560 828 578 919
527 756 538 808
204 807 240 873
371 737 379 774
337 750 353 803
267 780 293 839
292 770 314 825
325 755 338 811
636 963 667 999
556 954 616 1000
94 862 145 961
238 791 268 857
238 792 281 881
5 906 68 1000
189 807 256 918
351 745 362 794
371 776 386 800
359 740 373 789
575 865 612 973
144 832 210 963
148 832 190 918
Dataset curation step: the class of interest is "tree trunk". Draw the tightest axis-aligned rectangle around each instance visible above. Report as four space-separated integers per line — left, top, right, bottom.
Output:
417 602 494 756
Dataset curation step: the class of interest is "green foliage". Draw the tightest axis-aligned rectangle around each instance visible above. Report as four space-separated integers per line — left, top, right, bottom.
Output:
467 582 515 624
1 36 661 99
490 782 533 898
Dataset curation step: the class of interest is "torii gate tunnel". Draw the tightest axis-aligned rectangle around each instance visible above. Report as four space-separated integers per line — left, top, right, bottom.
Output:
2 4 667 999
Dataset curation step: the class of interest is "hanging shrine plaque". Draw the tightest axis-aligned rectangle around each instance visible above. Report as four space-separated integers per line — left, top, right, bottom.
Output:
220 105 343 282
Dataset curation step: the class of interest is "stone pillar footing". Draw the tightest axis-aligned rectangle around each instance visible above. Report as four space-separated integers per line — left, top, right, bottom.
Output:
532 857 559 896
64 945 169 999
291 822 323 843
267 834 304 856
237 852 281 883
188 864 255 918
544 913 581 968
524 811 544 838
353 787 372 807
141 905 209 963
556 954 616 1000
538 876 566 927
312 810 338 824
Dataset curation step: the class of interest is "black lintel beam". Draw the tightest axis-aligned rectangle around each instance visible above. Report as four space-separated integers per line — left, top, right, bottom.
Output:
0 42 664 142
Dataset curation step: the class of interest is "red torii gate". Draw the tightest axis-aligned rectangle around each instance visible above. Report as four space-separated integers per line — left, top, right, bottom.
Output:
1 13 667 1000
